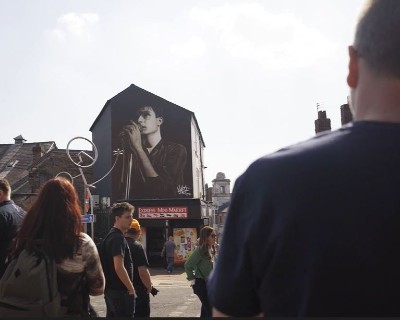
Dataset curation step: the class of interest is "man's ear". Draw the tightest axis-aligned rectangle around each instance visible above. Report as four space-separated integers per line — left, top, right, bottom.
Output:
347 46 359 89
157 117 164 126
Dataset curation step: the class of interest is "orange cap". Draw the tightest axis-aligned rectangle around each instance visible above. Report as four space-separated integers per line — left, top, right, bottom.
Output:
130 219 141 231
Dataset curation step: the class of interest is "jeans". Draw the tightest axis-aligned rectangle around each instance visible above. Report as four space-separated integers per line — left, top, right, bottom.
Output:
104 289 135 318
135 287 150 317
192 278 211 318
166 257 174 272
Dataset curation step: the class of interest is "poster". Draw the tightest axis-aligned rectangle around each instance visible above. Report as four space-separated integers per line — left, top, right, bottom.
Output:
110 86 194 201
173 228 197 265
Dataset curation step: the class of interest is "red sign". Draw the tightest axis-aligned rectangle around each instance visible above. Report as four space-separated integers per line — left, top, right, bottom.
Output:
138 206 188 219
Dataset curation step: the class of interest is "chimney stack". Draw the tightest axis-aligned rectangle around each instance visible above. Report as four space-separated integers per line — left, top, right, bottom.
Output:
32 143 43 163
314 110 331 134
340 103 353 126
14 135 26 144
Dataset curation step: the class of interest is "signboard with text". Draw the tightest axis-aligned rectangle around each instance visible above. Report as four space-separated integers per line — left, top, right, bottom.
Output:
138 206 188 219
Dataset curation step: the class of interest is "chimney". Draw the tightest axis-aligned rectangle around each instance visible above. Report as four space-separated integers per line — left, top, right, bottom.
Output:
340 103 353 126
314 110 331 134
32 143 43 163
14 135 26 144
206 187 213 202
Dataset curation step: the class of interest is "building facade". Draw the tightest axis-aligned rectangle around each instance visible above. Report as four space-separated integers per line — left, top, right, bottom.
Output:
90 84 207 266
204 172 232 238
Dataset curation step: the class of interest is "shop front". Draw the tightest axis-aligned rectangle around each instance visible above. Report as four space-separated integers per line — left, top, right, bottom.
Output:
129 198 205 267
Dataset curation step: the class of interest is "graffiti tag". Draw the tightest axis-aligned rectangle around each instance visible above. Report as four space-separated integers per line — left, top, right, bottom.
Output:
177 185 191 196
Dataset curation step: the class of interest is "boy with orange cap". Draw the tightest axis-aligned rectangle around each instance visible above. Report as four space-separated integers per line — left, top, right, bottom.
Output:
125 219 153 317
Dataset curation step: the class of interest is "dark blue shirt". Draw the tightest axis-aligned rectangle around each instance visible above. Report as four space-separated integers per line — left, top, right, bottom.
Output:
208 121 400 317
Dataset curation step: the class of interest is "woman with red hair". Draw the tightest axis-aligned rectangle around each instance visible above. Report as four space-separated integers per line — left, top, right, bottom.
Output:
12 177 104 316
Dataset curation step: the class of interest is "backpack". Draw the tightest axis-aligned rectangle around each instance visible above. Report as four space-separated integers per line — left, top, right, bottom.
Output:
0 245 67 317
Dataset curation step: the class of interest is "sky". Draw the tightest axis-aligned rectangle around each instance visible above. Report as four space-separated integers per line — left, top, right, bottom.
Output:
0 0 366 188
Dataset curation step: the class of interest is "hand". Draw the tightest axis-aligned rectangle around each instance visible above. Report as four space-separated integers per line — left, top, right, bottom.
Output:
120 121 142 151
128 289 137 298
150 286 159 296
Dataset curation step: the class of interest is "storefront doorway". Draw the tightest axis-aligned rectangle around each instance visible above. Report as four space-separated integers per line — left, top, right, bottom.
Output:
146 227 165 267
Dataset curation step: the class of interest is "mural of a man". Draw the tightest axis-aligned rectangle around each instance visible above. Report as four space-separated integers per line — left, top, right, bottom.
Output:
119 105 187 199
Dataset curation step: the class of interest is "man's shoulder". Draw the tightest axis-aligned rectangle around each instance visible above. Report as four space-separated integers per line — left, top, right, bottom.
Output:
0 200 25 216
0 200 15 211
105 228 124 243
129 239 143 249
238 127 351 187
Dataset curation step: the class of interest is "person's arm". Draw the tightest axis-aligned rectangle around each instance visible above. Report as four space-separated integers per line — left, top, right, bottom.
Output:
184 248 201 281
138 266 152 293
135 244 152 293
207 172 264 316
113 255 135 295
160 245 165 257
83 234 105 296
135 148 158 178
145 144 187 197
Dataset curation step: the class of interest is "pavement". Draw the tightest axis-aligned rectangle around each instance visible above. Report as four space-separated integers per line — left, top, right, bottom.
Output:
90 267 201 317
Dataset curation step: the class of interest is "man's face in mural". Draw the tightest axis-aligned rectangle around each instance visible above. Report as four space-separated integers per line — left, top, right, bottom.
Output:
137 107 163 136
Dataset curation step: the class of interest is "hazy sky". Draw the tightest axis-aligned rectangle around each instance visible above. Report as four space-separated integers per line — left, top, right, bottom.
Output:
0 0 365 187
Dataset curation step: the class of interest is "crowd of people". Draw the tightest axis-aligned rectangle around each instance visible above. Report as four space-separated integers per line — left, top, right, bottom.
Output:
0 176 217 318
0 178 157 318
2 0 400 317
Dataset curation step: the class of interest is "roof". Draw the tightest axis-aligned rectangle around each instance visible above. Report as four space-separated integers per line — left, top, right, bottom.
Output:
0 141 56 188
13 134 26 142
89 84 205 147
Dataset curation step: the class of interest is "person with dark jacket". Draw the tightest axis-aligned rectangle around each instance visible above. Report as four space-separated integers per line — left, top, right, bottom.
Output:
208 0 400 316
0 178 25 277
103 202 136 318
125 219 153 317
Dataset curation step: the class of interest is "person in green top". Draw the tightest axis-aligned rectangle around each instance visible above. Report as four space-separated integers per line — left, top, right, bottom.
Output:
184 226 216 318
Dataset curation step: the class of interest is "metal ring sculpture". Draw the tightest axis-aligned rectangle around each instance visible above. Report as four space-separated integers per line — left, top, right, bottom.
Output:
66 136 98 168
55 171 74 183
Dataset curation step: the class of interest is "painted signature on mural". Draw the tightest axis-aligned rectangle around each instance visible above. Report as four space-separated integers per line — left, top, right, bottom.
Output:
177 185 191 196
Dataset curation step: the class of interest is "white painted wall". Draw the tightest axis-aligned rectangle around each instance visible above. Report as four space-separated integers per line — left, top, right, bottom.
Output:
190 116 205 199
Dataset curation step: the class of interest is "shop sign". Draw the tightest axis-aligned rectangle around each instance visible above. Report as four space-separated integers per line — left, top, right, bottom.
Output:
138 206 188 219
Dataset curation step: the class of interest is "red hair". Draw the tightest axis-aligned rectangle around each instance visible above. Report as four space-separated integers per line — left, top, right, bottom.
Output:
13 177 83 262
